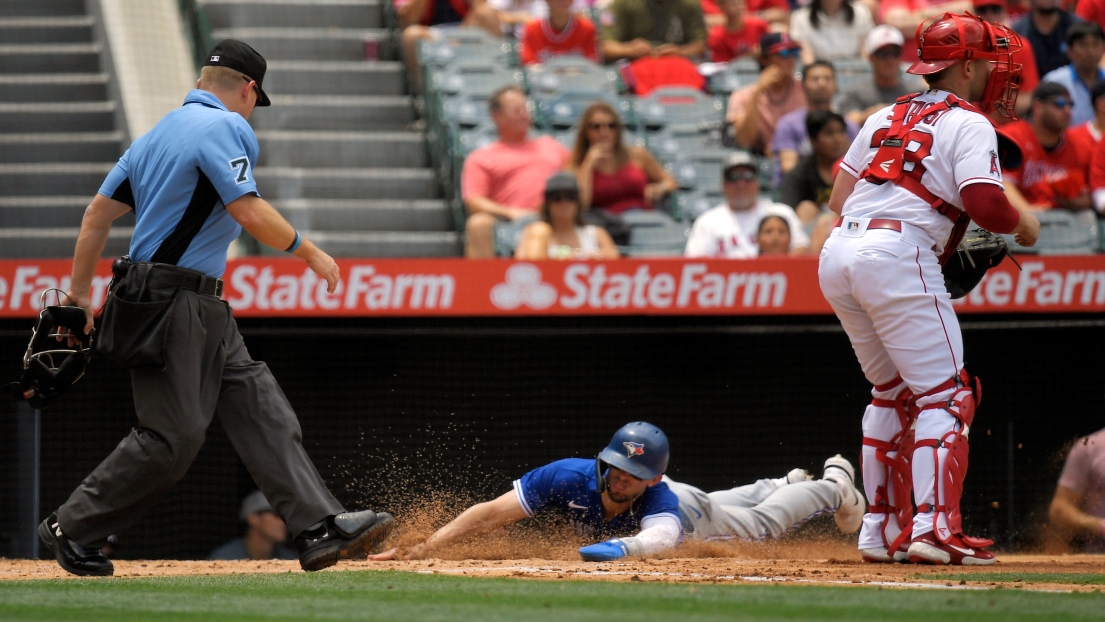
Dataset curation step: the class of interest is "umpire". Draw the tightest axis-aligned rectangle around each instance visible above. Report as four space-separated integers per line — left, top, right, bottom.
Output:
38 40 394 576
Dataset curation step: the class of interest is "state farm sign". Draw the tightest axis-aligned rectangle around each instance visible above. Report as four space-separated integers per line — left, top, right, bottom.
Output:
0 256 1102 318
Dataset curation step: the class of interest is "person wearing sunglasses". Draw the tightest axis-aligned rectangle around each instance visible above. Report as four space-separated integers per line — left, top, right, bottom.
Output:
1012 0 1081 80
1039 21 1105 127
569 101 677 219
727 32 808 155
514 172 620 260
999 81 1094 214
684 151 809 257
840 25 924 127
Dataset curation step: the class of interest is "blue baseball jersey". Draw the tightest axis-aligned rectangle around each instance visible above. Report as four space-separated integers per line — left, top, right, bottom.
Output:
513 458 682 540
99 89 261 278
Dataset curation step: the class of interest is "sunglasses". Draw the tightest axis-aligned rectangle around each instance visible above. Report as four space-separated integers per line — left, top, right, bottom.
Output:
773 47 800 59
1047 97 1075 109
975 4 1003 14
587 121 618 131
872 47 902 59
724 169 758 183
546 191 579 202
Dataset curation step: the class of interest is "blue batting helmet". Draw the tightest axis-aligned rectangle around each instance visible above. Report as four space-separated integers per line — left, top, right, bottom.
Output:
596 422 669 489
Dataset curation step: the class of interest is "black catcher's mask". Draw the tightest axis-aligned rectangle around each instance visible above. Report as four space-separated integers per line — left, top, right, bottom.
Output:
4 290 91 409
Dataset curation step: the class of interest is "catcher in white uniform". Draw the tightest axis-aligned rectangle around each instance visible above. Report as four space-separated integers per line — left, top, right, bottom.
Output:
818 12 1040 565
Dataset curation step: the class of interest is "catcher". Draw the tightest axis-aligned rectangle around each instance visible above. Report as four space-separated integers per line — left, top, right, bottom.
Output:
368 422 866 561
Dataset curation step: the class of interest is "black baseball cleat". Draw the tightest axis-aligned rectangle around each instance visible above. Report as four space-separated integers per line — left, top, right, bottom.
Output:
38 513 114 577
295 510 396 572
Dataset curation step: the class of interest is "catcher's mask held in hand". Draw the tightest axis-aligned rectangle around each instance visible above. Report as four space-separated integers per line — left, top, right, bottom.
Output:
4 289 92 409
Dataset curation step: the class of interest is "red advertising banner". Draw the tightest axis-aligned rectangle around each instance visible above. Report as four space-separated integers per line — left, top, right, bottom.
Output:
0 255 1103 319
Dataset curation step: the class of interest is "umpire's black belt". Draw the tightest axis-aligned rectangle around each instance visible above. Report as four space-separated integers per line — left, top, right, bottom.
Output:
122 261 224 298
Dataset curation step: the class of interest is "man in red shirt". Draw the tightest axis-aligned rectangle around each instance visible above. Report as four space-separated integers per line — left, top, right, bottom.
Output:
707 0 771 62
518 0 598 65
1002 82 1094 212
462 86 571 257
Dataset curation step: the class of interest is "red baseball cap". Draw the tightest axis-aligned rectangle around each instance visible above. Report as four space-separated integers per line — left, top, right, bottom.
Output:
759 32 801 56
972 0 1006 8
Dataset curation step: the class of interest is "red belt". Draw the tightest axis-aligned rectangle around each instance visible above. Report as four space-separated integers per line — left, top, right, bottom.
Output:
834 217 903 232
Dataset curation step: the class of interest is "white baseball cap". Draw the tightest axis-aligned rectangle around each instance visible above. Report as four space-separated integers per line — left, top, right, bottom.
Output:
865 25 906 56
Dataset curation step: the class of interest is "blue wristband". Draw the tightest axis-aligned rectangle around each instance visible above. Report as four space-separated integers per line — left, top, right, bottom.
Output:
285 230 302 253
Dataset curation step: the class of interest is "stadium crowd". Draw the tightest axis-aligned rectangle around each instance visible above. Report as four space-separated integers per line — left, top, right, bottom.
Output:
396 0 1105 258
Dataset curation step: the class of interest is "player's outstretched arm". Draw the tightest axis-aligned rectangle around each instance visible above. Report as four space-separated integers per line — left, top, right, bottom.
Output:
579 514 682 562
224 193 340 292
368 490 529 561
1049 486 1105 539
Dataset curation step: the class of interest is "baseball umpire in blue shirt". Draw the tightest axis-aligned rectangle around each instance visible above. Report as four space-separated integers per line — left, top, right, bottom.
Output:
38 40 395 576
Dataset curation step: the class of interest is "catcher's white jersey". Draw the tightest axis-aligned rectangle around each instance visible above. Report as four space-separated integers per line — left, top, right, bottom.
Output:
838 90 1004 255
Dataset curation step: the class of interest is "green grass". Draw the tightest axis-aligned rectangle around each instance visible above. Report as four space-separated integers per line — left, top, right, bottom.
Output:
920 572 1105 585
0 570 1103 621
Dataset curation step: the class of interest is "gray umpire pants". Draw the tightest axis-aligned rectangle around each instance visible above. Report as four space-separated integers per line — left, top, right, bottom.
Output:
57 263 344 548
665 476 840 541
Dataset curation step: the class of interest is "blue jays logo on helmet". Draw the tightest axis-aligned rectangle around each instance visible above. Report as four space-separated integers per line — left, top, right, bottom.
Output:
597 422 669 488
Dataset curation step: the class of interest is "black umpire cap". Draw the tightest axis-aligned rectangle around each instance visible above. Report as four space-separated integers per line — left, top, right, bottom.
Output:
204 39 271 107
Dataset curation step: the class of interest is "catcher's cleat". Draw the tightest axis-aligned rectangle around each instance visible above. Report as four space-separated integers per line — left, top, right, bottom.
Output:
38 513 114 577
295 510 396 571
823 455 865 534
907 531 996 565
860 545 909 564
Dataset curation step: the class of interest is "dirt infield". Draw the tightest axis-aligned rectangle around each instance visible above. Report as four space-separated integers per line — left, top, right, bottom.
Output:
6 540 1104 593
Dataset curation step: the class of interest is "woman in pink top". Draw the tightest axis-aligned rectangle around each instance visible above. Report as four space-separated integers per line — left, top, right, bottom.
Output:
569 101 678 214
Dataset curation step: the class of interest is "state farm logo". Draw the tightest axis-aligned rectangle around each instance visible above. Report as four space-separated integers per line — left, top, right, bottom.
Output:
490 263 557 310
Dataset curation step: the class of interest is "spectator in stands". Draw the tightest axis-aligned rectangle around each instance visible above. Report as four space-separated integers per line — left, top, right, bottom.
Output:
1049 426 1105 552
708 0 771 63
471 0 593 39
1001 82 1094 215
208 491 298 561
746 0 792 26
1013 0 1082 79
395 0 486 93
462 86 571 258
515 172 620 259
727 33 807 155
685 151 810 257
1040 21 1105 127
755 214 792 255
879 0 975 63
789 0 875 65
570 101 678 215
519 0 599 66
1077 0 1105 33
779 109 850 224
975 0 1040 119
772 60 859 178
599 0 707 62
1069 80 1105 147
839 26 922 127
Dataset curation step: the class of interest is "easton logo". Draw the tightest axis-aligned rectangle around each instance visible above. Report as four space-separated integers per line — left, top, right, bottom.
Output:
623 442 645 458
879 159 894 173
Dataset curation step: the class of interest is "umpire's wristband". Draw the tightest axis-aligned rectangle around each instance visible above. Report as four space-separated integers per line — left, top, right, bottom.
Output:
285 230 302 253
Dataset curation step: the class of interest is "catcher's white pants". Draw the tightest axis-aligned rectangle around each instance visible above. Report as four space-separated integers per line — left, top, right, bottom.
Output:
818 224 967 547
665 477 840 541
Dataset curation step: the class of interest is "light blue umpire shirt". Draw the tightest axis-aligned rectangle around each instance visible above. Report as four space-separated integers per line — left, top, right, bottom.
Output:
98 89 261 278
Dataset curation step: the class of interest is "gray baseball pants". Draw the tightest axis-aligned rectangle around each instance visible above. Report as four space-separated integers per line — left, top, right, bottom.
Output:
665 476 841 541
57 263 343 547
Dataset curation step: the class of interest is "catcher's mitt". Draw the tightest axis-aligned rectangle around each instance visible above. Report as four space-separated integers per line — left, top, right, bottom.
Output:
942 229 1010 299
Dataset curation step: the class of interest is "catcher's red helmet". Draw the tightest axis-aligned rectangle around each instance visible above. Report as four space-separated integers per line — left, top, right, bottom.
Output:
908 12 1023 118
